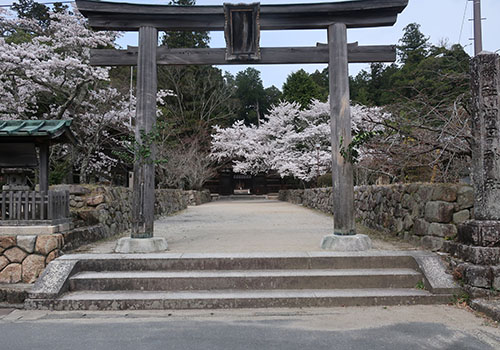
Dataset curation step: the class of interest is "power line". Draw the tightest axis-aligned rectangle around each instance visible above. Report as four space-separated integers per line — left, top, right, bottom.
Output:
458 0 468 45
0 1 73 8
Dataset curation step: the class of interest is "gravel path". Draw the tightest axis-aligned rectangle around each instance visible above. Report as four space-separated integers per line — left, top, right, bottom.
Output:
72 199 413 254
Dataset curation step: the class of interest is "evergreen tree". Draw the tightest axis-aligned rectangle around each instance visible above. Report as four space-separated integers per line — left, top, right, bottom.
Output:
397 23 429 65
282 69 324 109
11 0 68 27
11 0 50 25
309 68 329 101
234 67 266 125
263 86 283 114
143 0 235 189
161 0 209 49
350 63 398 106
349 23 467 108
156 0 232 141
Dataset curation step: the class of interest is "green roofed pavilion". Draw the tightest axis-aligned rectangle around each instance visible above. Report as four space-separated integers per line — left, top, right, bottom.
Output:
0 120 76 192
0 120 76 144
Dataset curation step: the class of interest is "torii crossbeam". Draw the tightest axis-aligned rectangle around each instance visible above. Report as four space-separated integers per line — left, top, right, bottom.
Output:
76 0 408 251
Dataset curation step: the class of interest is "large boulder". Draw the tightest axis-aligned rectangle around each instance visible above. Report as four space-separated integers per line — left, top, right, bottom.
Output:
0 263 22 283
424 201 454 223
22 254 46 283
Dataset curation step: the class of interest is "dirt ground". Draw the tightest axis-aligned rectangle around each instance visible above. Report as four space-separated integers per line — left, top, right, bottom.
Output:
71 199 415 254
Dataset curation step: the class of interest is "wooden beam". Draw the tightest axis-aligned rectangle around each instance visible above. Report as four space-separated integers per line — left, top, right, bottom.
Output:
76 0 408 31
329 23 355 235
90 45 396 66
38 143 49 193
131 26 157 239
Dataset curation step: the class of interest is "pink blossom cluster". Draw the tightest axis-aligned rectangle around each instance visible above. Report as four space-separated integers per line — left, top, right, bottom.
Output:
211 100 389 182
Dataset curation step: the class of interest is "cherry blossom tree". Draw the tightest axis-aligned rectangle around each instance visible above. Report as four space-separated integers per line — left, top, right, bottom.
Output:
211 100 388 183
0 8 133 182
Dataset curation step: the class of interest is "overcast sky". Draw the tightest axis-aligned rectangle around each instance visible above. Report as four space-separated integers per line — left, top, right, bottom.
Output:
2 0 499 88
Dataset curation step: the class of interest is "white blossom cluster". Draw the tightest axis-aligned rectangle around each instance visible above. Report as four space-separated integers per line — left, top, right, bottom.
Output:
211 100 389 182
0 9 133 180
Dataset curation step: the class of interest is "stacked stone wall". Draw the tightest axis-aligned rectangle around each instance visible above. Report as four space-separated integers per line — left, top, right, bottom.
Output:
64 185 195 235
62 185 210 250
355 184 474 251
0 185 211 284
279 188 334 214
279 183 474 251
445 239 500 296
185 190 212 206
0 234 62 284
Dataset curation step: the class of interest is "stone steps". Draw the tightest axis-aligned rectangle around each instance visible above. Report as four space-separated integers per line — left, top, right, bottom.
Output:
68 252 418 271
33 288 452 311
25 251 461 310
68 268 422 291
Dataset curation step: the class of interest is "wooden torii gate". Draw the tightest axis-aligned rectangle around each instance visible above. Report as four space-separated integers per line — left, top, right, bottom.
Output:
75 0 408 250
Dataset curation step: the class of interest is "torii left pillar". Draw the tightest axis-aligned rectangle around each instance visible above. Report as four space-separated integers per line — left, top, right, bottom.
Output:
115 26 168 253
321 23 372 251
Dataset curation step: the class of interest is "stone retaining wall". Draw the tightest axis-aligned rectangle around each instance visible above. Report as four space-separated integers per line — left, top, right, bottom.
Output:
355 184 474 251
0 234 62 283
0 186 211 284
279 183 474 251
185 190 212 206
65 185 193 235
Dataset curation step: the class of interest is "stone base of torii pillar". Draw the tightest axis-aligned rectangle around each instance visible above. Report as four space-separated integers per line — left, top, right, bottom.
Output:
115 237 168 253
320 234 372 251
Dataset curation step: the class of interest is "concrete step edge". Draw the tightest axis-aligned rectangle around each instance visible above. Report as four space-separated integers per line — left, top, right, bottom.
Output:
60 288 436 300
58 251 434 261
72 256 420 272
25 289 455 310
69 268 423 280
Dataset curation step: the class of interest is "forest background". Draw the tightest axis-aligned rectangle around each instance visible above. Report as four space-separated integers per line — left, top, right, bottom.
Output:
0 0 472 190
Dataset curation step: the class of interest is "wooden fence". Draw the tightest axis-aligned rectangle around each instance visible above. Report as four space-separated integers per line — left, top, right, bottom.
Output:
0 190 70 224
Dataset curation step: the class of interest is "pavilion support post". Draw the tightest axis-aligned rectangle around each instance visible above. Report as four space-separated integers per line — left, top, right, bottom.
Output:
132 26 157 239
321 23 371 251
117 26 167 252
39 143 49 193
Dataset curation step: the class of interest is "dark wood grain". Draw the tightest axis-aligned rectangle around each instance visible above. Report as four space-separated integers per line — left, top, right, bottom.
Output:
76 0 408 31
329 23 355 235
131 26 157 239
39 143 49 193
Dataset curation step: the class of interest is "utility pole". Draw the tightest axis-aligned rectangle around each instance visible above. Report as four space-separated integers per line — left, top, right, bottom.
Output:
129 66 134 127
473 0 483 55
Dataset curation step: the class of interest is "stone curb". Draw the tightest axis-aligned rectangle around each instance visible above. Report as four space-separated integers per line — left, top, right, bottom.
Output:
0 283 32 304
412 254 461 295
470 298 500 322
28 260 78 300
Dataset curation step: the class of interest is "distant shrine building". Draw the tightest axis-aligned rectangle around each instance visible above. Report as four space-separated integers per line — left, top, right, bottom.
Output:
204 168 294 196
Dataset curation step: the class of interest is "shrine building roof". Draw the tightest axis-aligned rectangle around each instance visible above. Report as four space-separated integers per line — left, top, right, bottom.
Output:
0 120 77 144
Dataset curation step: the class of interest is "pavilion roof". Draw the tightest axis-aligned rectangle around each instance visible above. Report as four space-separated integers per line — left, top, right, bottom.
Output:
0 120 77 144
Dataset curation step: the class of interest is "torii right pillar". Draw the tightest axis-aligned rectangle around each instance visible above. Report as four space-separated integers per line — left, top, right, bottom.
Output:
321 23 372 251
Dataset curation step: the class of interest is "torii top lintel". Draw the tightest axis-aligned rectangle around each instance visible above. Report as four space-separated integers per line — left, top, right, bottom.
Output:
75 0 408 31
